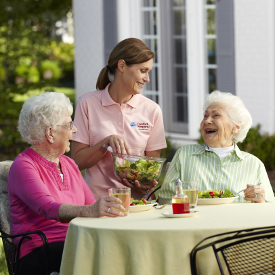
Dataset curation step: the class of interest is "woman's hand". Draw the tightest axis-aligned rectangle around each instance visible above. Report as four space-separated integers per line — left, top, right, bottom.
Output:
108 135 131 155
90 196 125 217
58 196 125 221
244 184 265 203
117 177 158 195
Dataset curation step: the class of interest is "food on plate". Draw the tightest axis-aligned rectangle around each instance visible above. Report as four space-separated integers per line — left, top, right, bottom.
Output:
114 158 162 184
198 189 234 198
130 198 156 206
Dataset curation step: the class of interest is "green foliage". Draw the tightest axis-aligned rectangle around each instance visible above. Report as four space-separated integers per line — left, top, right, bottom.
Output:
0 0 73 161
197 125 275 170
0 1 72 27
238 125 275 170
41 60 62 80
0 241 8 275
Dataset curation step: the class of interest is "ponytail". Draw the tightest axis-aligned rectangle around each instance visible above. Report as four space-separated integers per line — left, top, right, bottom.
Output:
96 38 155 90
96 66 111 90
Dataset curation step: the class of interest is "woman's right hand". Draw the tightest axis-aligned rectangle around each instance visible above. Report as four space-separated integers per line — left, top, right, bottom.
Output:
90 196 125 217
107 135 131 155
72 135 131 171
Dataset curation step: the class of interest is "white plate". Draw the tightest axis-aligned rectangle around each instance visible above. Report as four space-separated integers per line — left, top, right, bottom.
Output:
129 202 157 213
161 211 198 218
197 196 239 205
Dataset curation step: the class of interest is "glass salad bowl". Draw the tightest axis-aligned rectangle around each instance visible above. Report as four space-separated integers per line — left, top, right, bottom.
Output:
111 153 166 185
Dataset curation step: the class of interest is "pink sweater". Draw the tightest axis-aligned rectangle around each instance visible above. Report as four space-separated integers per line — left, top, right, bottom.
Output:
8 148 96 258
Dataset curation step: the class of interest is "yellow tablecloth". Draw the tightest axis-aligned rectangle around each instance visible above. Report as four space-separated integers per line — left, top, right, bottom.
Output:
60 203 275 275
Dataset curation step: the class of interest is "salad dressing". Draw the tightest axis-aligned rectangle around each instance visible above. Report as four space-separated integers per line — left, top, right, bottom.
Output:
172 179 190 214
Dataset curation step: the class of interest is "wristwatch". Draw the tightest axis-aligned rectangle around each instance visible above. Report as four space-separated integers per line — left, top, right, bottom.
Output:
103 144 113 152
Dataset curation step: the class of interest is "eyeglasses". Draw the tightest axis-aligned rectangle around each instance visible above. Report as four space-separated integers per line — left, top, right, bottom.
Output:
57 122 74 130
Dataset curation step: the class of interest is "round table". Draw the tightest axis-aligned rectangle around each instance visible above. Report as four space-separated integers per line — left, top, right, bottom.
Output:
60 203 275 275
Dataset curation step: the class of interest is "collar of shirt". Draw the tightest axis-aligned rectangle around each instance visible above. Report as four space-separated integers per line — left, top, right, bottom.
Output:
101 83 140 109
192 143 245 160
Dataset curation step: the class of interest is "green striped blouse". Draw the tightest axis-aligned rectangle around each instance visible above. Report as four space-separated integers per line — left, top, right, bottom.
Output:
158 143 275 204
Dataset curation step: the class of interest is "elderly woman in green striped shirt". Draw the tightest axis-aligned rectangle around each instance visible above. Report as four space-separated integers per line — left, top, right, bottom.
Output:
159 91 275 204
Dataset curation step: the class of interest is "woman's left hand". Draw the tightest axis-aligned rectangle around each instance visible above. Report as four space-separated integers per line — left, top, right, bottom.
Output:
118 178 158 195
244 184 265 203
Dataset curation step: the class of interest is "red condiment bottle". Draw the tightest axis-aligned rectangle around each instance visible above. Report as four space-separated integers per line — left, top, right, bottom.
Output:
172 179 190 214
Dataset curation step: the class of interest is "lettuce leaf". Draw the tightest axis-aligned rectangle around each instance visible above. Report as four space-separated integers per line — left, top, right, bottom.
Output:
115 158 162 184
198 189 234 198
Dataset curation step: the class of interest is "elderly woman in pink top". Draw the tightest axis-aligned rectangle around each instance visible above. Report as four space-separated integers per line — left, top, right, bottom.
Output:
72 38 167 201
8 92 124 275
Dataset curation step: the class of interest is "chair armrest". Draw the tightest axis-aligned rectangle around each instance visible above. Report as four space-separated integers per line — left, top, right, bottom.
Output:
0 230 50 275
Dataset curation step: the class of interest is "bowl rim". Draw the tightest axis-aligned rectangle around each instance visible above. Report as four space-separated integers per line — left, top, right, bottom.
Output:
111 152 166 162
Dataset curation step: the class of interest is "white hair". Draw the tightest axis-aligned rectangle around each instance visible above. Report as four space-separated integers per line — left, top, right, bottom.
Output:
18 92 73 145
203 91 252 143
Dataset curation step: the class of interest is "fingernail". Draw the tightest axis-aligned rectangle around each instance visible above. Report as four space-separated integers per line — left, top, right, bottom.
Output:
119 212 124 217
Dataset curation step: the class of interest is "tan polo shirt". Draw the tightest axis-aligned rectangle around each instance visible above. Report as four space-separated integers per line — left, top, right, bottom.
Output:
73 84 167 200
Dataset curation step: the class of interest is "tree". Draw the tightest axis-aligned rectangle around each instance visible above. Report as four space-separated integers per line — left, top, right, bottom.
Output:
0 0 73 159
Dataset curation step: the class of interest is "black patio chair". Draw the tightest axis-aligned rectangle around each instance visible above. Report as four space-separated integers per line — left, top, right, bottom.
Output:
0 228 50 275
190 225 275 275
0 160 51 275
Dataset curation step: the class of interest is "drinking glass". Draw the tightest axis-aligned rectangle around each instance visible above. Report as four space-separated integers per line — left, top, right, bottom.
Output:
182 181 198 208
108 187 131 216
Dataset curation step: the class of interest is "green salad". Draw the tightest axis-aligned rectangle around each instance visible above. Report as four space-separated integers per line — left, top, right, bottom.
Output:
114 158 161 184
198 189 234 198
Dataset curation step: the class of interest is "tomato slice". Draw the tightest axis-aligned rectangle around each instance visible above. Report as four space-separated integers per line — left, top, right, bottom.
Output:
209 191 215 197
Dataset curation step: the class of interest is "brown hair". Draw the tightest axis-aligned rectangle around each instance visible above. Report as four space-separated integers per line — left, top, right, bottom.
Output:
96 38 154 90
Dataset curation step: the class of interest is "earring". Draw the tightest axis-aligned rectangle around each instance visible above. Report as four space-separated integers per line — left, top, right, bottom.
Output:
51 140 54 144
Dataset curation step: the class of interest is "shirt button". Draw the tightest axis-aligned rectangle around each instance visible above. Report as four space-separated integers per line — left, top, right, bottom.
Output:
119 112 121 115
119 122 121 125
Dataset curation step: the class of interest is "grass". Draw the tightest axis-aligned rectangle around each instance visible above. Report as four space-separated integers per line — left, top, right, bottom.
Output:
0 241 8 275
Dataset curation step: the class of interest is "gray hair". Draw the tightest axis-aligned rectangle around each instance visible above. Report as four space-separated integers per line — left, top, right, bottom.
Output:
203 91 252 143
18 92 73 145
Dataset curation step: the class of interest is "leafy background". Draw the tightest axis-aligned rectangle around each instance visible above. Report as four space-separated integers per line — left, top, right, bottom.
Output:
0 0 73 273
0 0 74 162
